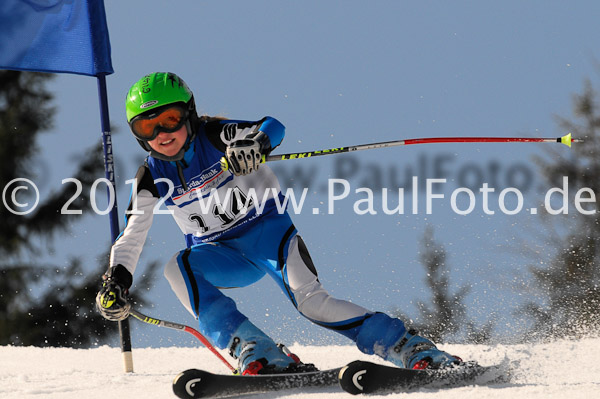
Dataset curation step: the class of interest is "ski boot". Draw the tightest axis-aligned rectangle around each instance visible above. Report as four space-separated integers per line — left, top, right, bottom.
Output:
228 320 317 375
387 328 462 370
356 313 462 370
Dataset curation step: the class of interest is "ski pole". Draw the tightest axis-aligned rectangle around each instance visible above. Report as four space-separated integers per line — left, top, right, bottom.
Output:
220 133 579 170
129 309 238 374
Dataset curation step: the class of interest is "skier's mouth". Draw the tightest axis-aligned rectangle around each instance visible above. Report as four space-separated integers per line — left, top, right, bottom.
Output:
161 139 175 146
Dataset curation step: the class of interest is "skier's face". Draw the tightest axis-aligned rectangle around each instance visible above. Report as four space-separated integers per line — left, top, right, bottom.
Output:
147 125 188 157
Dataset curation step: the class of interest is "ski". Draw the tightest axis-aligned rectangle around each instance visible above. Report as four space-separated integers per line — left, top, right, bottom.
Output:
338 360 509 395
172 367 342 399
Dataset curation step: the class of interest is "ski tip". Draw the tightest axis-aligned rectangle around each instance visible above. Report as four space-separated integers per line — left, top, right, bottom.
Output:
173 369 210 399
338 360 373 395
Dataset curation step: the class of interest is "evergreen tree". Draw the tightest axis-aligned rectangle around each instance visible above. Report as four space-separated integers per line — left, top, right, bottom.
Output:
414 226 470 342
0 70 156 347
523 79 600 339
392 226 493 343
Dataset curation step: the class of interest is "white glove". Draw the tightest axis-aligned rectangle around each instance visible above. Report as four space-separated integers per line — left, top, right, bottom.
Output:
225 131 270 176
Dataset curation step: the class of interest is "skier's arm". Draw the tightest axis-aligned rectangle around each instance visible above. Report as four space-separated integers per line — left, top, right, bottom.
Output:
97 164 159 321
109 164 159 276
204 116 285 153
251 116 285 150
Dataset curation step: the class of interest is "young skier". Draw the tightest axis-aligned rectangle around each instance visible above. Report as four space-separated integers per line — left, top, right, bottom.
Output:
96 72 461 375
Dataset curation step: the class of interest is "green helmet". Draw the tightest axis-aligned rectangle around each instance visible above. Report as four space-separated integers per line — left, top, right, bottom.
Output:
126 72 197 161
126 72 193 122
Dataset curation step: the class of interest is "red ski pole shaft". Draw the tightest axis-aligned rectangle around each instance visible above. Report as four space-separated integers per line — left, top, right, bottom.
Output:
129 309 238 374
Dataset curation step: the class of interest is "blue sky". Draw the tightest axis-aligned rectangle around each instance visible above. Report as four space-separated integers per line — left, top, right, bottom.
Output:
29 0 600 347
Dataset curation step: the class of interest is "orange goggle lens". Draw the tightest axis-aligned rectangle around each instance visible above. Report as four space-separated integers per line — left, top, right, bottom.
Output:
130 107 187 141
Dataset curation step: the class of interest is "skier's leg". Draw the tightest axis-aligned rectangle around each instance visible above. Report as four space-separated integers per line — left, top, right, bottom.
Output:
252 212 461 369
278 233 375 339
163 242 262 348
281 238 461 369
163 241 303 374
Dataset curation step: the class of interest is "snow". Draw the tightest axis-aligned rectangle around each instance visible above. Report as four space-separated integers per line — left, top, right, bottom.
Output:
2 339 600 399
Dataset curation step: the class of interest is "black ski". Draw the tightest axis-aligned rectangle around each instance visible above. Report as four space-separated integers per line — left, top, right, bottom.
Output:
338 360 509 395
172 367 342 399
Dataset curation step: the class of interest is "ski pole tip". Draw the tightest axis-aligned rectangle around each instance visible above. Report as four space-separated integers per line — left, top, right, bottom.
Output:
560 133 573 147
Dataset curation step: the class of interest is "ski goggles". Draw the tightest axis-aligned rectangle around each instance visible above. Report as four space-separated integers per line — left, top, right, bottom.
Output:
129 105 188 141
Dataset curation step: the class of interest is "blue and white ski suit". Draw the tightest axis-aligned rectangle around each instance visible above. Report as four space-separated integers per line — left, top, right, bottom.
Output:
110 116 406 355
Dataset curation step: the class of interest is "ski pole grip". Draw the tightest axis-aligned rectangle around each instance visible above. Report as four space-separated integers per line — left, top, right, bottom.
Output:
220 156 229 171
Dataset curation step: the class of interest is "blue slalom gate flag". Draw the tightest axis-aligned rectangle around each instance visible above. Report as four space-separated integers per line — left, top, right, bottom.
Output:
0 0 113 76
